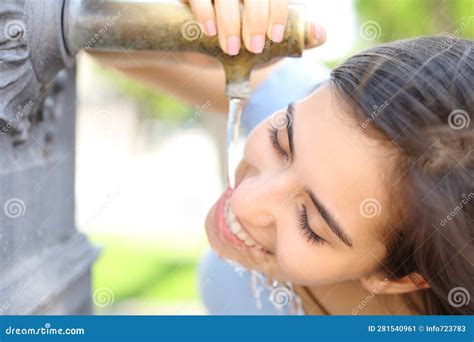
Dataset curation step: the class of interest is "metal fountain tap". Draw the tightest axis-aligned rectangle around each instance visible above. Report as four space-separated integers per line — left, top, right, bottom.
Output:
63 0 316 98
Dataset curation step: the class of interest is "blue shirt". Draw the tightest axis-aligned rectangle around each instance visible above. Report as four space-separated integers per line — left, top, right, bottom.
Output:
242 55 330 131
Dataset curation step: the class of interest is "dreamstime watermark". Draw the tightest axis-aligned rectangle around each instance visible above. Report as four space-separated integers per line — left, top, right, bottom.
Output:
197 277 212 292
440 192 473 227
184 100 212 128
3 19 26 41
359 20 381 41
359 198 382 219
81 190 121 228
270 110 293 130
441 16 474 49
3 197 26 219
84 11 123 49
4 323 85 336
181 20 204 41
353 101 390 137
93 110 113 128
269 286 293 308
448 287 470 308
262 186 304 227
180 198 206 219
93 288 115 307
352 278 389 315
0 279 32 314
448 109 470 130
0 100 34 135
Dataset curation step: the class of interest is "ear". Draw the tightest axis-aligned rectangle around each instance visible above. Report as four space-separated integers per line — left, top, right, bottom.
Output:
359 272 430 295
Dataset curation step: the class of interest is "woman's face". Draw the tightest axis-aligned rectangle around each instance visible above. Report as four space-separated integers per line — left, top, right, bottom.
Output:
205 84 397 286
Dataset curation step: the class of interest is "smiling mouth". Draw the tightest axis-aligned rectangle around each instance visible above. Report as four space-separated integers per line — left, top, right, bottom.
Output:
216 188 272 254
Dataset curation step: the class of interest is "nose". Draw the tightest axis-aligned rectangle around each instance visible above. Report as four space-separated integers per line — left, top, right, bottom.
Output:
230 159 298 229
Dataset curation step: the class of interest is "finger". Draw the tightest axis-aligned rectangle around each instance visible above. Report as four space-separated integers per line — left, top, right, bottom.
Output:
215 0 241 55
242 0 269 54
305 21 327 49
267 0 288 43
188 0 217 36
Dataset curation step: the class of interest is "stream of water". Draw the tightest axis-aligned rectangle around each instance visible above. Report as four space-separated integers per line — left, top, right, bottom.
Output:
226 98 244 188
225 98 304 315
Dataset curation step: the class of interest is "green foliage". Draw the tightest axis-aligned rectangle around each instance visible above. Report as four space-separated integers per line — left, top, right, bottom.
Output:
91 234 200 302
356 0 473 43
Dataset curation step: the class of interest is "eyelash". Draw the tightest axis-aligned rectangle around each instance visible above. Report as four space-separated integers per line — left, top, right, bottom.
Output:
267 125 324 246
298 205 326 246
267 126 288 160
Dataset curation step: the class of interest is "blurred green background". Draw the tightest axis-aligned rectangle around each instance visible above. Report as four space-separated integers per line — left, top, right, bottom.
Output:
85 0 473 314
356 0 472 43
92 235 199 303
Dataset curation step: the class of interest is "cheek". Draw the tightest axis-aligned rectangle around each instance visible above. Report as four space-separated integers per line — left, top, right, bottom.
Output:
274 225 388 285
275 240 354 285
273 224 326 284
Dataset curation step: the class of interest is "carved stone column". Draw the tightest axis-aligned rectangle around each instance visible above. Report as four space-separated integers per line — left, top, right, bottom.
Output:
0 0 99 314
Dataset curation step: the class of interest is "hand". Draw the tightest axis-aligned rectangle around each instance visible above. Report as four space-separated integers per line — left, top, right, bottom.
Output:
187 0 326 56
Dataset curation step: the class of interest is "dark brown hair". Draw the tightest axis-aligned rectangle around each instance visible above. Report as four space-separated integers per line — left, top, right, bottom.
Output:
330 36 473 315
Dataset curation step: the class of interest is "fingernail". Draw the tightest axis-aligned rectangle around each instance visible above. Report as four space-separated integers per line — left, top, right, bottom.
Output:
204 19 217 36
271 24 285 43
311 22 325 41
251 34 265 53
227 35 240 56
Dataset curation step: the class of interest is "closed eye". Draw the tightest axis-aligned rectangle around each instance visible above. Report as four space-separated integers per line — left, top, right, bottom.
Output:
298 205 326 245
267 126 289 160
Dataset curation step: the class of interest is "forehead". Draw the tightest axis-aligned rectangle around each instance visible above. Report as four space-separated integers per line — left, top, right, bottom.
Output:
293 84 395 242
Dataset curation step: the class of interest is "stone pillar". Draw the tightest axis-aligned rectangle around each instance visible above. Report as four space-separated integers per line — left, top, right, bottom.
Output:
0 0 99 314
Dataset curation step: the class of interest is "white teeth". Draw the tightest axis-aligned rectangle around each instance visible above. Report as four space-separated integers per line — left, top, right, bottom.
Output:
237 231 248 240
224 197 265 250
228 208 236 221
230 221 241 234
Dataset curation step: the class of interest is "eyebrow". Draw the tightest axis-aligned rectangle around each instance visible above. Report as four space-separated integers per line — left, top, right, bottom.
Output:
285 103 353 248
307 190 353 247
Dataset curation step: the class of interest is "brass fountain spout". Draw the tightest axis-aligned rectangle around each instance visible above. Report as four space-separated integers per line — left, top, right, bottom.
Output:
63 0 316 98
